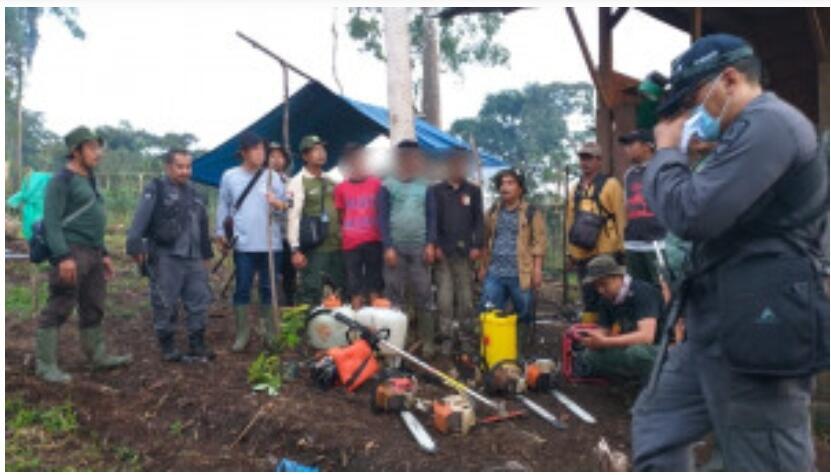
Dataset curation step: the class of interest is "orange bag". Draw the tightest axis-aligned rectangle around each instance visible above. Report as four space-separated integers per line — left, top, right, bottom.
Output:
327 339 379 392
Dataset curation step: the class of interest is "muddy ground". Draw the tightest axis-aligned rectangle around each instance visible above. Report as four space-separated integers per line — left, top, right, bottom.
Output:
5 239 829 471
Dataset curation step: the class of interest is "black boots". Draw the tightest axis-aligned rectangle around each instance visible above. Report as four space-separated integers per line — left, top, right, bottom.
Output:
158 331 182 362
185 330 215 363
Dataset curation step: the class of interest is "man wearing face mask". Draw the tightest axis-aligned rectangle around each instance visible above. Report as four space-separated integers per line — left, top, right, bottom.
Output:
633 34 828 471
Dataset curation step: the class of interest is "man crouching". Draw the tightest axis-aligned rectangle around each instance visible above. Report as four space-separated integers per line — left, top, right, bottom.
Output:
572 254 661 383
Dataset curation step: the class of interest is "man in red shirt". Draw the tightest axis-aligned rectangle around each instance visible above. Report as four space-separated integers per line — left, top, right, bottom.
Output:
334 143 384 309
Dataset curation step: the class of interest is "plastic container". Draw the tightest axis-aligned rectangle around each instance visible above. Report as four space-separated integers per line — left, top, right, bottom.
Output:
305 306 355 350
480 309 518 369
354 305 408 357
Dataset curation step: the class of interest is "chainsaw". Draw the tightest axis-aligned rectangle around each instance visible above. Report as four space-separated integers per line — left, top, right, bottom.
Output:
369 371 436 454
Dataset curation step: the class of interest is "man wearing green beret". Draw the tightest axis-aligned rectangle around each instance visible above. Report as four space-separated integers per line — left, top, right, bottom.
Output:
35 126 132 383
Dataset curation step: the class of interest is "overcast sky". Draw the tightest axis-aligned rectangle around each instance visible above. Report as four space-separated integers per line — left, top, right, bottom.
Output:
22 4 690 150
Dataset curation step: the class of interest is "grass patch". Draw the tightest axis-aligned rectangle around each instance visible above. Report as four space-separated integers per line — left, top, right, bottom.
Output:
4 283 47 319
5 396 142 471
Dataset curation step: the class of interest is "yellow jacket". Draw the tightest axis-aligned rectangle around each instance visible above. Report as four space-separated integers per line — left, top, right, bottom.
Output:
566 175 626 261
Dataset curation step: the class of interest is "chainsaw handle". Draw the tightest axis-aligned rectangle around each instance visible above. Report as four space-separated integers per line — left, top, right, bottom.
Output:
333 311 380 348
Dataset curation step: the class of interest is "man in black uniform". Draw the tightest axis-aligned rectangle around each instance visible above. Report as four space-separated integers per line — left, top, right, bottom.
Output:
632 34 828 471
126 149 215 362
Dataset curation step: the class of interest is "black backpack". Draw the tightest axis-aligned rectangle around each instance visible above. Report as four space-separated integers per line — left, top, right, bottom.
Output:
149 178 192 246
568 174 612 250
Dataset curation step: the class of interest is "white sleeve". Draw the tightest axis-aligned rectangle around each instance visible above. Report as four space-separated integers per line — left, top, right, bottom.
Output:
286 174 305 249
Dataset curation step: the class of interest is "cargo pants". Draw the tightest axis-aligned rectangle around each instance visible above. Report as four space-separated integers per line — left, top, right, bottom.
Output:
39 245 107 329
383 248 433 345
632 341 815 471
579 344 657 382
434 255 475 340
149 253 212 337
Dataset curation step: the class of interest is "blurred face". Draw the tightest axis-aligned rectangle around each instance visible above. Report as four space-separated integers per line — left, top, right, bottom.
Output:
166 152 192 184
345 150 368 179
303 144 327 168
397 149 424 179
241 143 265 168
622 141 653 165
269 149 287 172
498 174 522 203
447 156 468 182
578 153 602 177
594 275 624 301
73 141 103 169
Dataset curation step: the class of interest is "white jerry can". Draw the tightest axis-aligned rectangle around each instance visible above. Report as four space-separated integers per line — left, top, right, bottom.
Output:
306 306 355 350
354 305 408 357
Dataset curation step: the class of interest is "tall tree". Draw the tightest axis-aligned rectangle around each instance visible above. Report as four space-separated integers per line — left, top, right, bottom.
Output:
451 82 595 199
5 7 84 188
346 8 509 127
383 8 416 144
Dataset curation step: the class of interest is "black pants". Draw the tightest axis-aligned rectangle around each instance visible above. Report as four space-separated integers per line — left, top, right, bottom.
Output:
344 241 384 299
279 239 297 306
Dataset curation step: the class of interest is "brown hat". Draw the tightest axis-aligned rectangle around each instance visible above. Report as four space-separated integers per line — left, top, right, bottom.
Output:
577 142 602 158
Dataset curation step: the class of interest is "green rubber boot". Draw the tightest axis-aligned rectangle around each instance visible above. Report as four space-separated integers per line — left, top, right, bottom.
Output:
35 327 72 384
259 305 280 353
80 326 132 370
231 306 250 352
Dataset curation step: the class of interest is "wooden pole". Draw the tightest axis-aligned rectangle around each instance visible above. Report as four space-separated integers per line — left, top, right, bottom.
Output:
561 165 570 306
236 31 316 83
598 7 615 177
564 7 609 109
690 8 703 43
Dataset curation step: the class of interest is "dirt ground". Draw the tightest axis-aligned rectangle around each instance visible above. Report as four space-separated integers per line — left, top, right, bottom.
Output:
5 240 829 471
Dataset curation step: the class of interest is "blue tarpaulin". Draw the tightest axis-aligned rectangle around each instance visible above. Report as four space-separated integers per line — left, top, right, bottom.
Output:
192 81 505 187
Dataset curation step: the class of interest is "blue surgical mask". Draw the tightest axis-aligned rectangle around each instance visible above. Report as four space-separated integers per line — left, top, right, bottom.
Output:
680 75 730 152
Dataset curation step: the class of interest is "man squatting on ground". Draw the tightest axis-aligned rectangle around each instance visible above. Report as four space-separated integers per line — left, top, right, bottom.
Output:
35 126 132 383
126 148 215 363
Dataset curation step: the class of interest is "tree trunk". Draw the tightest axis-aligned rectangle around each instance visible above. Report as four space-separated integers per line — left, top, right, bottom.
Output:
421 8 441 128
383 8 416 145
14 55 25 190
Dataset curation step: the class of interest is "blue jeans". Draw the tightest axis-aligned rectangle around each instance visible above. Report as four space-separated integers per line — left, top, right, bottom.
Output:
480 273 534 323
233 251 282 306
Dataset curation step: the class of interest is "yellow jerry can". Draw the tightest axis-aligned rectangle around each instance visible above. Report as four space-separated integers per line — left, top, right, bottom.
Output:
480 309 518 369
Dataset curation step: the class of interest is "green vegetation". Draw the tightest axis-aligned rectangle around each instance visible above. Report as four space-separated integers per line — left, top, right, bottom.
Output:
5 396 142 471
248 352 282 396
4 282 46 318
278 305 310 351
168 419 184 436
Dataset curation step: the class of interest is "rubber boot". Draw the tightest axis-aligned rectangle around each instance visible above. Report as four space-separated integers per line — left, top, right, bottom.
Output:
185 330 215 362
35 327 72 384
231 306 250 353
157 331 182 363
80 326 132 370
259 305 280 353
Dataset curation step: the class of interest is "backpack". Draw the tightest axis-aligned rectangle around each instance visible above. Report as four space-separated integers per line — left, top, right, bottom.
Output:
568 174 612 250
29 169 98 264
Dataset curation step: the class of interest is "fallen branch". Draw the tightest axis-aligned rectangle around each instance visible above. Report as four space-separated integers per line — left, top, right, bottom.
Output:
229 401 273 448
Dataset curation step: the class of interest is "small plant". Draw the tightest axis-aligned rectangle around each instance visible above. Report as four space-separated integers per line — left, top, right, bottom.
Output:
248 352 282 396
168 420 184 436
278 305 309 351
38 402 78 434
6 398 76 434
114 445 142 470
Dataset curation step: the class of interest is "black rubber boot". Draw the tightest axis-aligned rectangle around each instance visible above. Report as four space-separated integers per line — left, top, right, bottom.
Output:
184 330 215 363
158 331 182 363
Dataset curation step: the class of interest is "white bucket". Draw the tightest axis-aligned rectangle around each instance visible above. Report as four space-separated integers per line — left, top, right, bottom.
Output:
355 306 408 357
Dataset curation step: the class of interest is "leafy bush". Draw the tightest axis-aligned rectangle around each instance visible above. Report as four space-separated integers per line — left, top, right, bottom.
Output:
248 353 282 396
278 305 309 351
